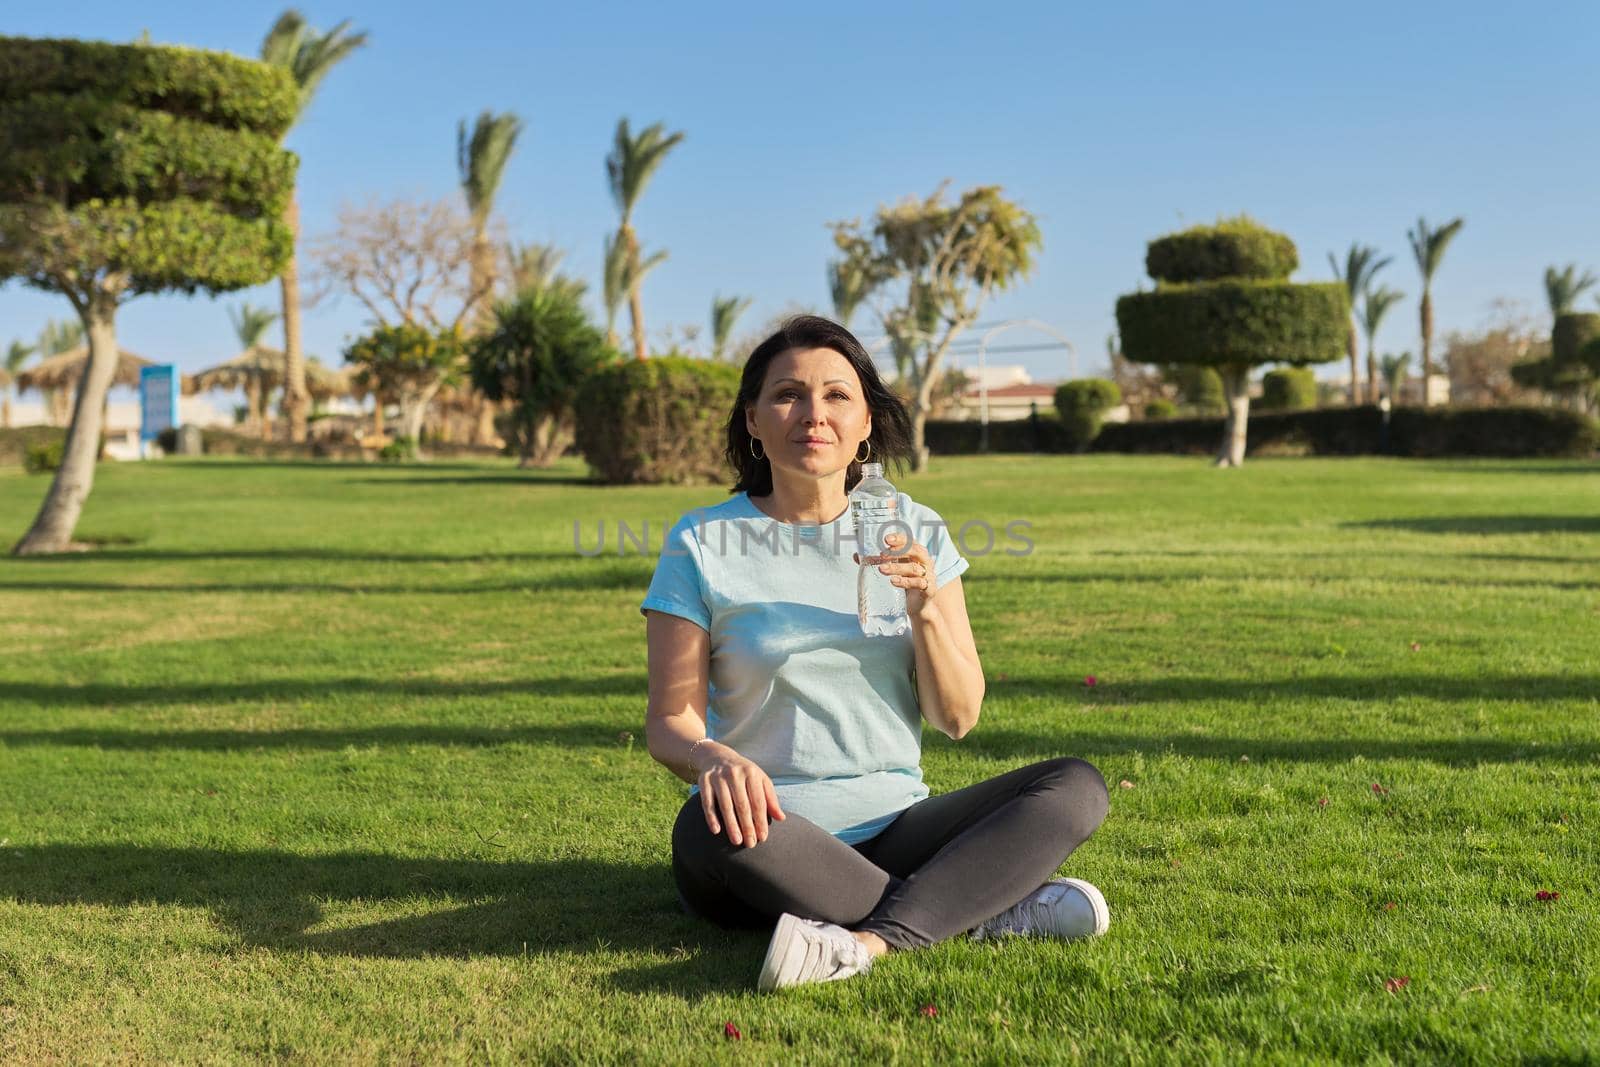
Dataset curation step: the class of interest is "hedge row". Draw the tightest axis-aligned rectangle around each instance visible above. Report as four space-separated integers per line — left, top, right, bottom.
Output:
0 37 297 136
574 356 741 484
1144 217 1298 283
1117 280 1348 368
0 94 297 214
923 406 1597 459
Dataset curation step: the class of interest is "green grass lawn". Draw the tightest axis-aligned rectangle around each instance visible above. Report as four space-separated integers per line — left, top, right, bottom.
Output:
1 454 1597 1064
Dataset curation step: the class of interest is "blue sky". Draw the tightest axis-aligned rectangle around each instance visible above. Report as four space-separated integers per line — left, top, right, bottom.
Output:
5 1 1599 385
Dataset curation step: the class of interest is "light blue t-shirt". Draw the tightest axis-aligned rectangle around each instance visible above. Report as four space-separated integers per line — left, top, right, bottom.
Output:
640 489 970 843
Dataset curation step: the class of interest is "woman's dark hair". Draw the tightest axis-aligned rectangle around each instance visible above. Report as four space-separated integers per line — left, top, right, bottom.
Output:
726 315 914 495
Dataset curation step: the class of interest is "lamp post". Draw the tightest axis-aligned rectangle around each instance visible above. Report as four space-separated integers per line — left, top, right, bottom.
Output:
975 320 1077 453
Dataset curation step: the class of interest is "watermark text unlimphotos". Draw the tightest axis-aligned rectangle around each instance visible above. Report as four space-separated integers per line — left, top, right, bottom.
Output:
572 514 1033 559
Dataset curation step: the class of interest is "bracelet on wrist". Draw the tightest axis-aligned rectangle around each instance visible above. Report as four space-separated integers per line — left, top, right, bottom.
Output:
687 736 714 773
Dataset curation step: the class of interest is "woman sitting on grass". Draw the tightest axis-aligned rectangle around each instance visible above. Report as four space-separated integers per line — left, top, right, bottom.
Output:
641 315 1110 991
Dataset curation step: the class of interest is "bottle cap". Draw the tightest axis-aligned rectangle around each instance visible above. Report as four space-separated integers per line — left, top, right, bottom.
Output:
859 462 883 477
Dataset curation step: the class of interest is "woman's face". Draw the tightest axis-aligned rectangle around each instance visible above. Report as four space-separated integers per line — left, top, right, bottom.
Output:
745 347 873 481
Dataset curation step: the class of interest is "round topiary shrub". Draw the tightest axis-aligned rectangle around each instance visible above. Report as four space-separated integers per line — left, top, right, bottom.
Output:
1144 216 1299 284
1116 219 1347 466
574 356 741 484
1553 313 1600 368
1143 398 1177 419
1053 377 1121 451
1260 367 1317 411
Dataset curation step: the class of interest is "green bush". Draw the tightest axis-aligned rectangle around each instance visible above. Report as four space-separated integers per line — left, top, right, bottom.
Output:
573 356 741 484
23 439 63 474
1117 281 1349 368
0 36 297 135
378 436 417 463
1552 313 1600 368
923 406 1596 459
1053 378 1122 451
1260 367 1317 410
1167 365 1225 414
1144 216 1299 284
0 425 65 466
0 94 296 214
1143 398 1177 419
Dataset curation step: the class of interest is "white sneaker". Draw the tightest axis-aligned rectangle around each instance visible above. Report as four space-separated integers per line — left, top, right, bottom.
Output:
757 913 875 992
971 878 1110 942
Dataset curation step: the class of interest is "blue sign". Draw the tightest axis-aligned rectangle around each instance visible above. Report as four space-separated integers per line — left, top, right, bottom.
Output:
139 365 178 442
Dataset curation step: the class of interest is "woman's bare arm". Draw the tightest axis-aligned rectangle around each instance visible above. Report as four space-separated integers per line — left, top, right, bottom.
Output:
644 610 785 846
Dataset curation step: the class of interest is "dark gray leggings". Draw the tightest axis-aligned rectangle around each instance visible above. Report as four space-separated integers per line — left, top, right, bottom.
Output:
671 757 1109 951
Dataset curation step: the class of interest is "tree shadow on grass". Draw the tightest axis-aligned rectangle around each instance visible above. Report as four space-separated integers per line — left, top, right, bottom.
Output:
0 719 639 751
940 724 1600 768
0 843 760 994
1343 516 1600 535
7 547 585 565
0 673 646 709
985 673 1600 706
0 569 650 595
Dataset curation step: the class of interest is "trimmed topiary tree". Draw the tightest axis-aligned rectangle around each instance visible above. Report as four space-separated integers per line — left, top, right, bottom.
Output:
1053 378 1121 451
1260 367 1317 411
0 36 296 553
1115 217 1347 466
574 356 740 484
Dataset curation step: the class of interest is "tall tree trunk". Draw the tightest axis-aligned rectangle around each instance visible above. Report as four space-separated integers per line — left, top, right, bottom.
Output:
1214 364 1250 468
13 288 120 555
1419 289 1434 406
400 380 444 449
625 226 647 361
1365 336 1379 404
1346 324 1360 405
281 196 310 444
1 394 10 429
245 378 262 437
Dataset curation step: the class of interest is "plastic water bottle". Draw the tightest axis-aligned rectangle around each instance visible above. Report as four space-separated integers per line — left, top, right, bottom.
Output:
850 462 909 636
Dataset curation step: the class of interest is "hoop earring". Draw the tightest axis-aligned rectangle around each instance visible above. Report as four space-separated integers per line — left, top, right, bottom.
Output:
855 439 871 463
749 437 765 460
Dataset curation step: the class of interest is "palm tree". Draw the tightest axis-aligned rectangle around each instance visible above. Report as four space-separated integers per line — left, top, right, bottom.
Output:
458 111 524 327
1406 216 1465 406
828 260 869 327
3 340 35 428
605 118 685 360
1379 352 1411 401
261 10 369 444
1543 263 1598 317
1329 244 1390 404
1360 286 1405 403
710 295 752 361
601 233 627 348
34 319 84 425
228 303 281 437
506 242 588 304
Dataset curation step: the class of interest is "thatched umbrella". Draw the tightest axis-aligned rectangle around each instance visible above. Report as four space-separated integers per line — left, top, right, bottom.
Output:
16 345 156 426
185 345 285 438
304 356 356 403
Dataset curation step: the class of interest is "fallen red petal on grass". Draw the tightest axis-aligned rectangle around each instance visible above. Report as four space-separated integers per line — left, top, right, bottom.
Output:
1383 901 1397 912
1409 642 1421 652
1119 779 1135 790
920 1003 938 1018
1371 783 1390 796
1084 675 1098 688
1384 976 1411 993
1317 796 1330 808
723 1022 742 1040
1535 890 1561 902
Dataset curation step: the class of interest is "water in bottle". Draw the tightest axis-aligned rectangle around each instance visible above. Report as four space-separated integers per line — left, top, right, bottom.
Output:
850 462 909 636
